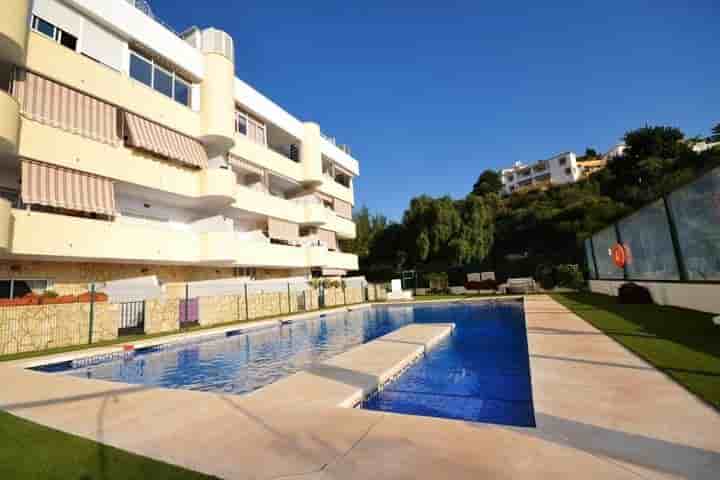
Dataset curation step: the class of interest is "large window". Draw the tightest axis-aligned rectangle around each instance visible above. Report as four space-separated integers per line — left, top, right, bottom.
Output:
618 199 679 280
31 15 78 52
593 226 623 279
667 168 720 280
129 48 192 107
235 109 267 146
0 279 53 299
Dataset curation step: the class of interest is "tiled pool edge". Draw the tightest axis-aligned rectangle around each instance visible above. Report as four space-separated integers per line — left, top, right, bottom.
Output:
244 323 456 409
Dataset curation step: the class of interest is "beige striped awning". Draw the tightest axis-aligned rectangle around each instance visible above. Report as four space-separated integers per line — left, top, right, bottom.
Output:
333 198 353 220
21 161 116 216
229 155 265 178
123 112 208 169
318 229 338 251
314 191 333 204
267 217 299 242
13 69 120 146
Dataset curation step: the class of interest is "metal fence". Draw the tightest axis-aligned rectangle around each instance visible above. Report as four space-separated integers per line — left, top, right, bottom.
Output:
585 167 720 283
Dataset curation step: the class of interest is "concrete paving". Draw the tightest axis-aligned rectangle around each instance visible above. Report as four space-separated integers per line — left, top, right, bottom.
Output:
1 296 719 479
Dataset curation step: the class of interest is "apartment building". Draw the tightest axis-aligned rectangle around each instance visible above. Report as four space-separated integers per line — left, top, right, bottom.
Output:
0 0 359 296
500 152 581 196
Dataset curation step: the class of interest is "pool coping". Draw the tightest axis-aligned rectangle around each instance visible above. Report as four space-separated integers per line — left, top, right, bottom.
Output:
2 295 719 479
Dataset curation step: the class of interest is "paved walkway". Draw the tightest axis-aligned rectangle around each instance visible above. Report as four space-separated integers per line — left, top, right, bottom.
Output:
1 296 719 479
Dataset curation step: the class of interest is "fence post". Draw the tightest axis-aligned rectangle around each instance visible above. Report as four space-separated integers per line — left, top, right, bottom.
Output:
342 280 347 305
244 283 250 320
88 282 95 345
184 283 189 329
589 237 600 280
285 287 289 314
663 196 689 281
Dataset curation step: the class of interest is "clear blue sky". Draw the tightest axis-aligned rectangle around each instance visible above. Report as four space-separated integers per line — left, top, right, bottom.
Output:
152 0 719 221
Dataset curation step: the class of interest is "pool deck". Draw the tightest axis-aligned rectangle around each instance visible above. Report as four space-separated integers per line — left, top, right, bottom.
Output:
2 295 719 479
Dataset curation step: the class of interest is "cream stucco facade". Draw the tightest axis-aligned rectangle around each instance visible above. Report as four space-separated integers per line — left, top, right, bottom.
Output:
0 0 360 293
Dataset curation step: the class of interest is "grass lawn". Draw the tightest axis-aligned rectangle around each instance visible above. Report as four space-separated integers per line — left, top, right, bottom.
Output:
0 410 216 479
552 292 720 410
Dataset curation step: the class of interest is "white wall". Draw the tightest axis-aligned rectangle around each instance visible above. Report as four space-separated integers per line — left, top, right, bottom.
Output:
116 194 198 230
589 280 720 314
59 0 204 80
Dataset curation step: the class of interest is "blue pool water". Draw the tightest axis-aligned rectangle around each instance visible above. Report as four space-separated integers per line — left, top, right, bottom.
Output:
363 302 535 427
36 301 534 426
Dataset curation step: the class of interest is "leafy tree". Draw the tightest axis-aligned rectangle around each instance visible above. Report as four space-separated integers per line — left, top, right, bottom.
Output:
584 148 598 158
623 126 685 161
471 170 502 196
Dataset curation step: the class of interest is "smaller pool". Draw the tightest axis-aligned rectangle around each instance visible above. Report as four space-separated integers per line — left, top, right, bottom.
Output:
362 302 535 427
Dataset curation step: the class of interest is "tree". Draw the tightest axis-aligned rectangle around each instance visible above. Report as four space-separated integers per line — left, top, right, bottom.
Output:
712 123 720 142
623 126 685 161
584 148 598 158
471 170 502 196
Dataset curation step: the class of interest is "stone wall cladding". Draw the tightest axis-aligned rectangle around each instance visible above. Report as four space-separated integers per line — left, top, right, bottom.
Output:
198 295 244 327
0 302 119 356
345 287 364 304
145 298 180 334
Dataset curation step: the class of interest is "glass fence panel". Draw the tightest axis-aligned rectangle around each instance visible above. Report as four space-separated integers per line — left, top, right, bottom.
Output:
667 168 720 281
617 199 679 280
584 238 597 280
593 226 623 279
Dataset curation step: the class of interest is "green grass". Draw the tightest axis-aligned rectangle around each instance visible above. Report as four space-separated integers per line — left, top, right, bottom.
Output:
552 292 720 409
0 410 216 479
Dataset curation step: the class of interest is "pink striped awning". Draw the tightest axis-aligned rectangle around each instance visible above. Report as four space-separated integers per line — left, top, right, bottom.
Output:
318 229 338 251
333 198 353 220
21 161 116 216
123 112 208 169
314 191 333 204
267 217 299 242
13 69 120 146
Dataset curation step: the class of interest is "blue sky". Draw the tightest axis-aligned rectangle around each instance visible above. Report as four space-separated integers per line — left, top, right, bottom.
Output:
152 0 719 221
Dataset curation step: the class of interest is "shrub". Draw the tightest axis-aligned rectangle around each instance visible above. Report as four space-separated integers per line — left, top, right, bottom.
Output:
535 264 556 290
618 283 654 304
555 264 584 290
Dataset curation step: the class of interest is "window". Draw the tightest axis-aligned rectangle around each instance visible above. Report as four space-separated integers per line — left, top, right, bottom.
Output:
235 111 247 135
128 48 193 107
174 78 190 106
31 16 78 52
0 279 53 299
559 157 568 166
565 167 572 175
235 109 267 146
153 66 173 97
130 52 152 87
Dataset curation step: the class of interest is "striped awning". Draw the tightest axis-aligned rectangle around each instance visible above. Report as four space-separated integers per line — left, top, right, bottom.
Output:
267 217 299 242
229 155 265 177
123 112 208 169
318 229 338 251
21 161 116 216
13 69 120 146
315 191 333 204
333 198 353 219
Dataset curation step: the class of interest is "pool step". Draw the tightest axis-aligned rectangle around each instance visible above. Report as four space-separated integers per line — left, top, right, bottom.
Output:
244 323 455 409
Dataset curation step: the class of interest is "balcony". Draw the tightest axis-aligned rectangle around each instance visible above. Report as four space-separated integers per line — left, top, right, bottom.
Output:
308 247 359 271
231 134 304 184
0 90 19 156
326 213 357 240
25 33 201 138
204 232 310 268
7 209 234 264
233 185 304 224
0 0 29 64
18 120 235 205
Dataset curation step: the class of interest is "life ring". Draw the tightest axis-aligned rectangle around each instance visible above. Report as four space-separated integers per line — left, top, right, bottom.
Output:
611 243 627 268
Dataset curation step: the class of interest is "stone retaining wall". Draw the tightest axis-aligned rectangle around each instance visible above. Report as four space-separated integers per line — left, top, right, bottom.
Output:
0 302 119 356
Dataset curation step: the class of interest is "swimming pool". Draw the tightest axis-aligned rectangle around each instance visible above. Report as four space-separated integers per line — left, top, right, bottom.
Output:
33 301 534 426
363 301 535 427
